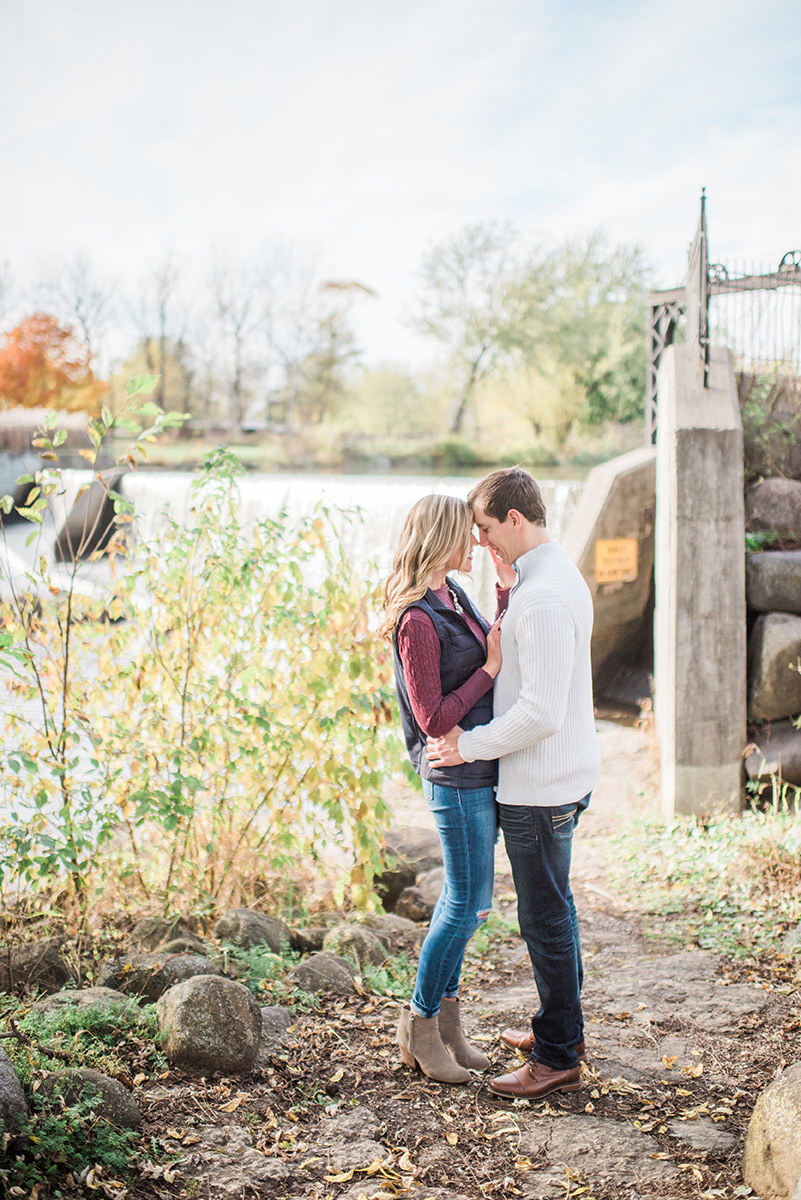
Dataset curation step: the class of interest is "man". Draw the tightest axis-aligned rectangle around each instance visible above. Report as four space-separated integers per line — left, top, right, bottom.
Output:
427 466 600 1100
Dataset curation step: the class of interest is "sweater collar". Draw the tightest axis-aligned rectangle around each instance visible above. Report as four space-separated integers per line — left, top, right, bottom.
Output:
513 540 559 584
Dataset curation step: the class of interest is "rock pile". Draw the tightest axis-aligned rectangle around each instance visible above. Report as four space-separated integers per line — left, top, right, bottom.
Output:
0 892 425 1145
744 477 801 790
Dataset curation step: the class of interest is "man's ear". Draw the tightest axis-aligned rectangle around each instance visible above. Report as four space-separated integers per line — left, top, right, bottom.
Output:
507 508 523 528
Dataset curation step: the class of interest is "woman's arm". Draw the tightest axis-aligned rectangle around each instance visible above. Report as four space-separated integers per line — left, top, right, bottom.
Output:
397 609 496 738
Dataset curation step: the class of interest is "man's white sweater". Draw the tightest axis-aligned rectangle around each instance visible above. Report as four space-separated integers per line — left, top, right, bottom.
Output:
457 540 601 807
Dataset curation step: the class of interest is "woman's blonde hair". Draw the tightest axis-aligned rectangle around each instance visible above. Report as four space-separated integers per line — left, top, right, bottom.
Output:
379 494 472 640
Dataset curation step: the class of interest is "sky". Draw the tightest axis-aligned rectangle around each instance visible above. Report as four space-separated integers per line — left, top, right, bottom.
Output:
2 0 801 369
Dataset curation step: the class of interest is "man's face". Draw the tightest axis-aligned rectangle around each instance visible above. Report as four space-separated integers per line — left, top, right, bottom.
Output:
471 500 518 564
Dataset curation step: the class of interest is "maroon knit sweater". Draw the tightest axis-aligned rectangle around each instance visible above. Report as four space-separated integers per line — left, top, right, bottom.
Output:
396 583 509 738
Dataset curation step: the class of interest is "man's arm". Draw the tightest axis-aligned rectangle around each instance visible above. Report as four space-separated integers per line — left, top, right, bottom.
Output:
456 605 575 763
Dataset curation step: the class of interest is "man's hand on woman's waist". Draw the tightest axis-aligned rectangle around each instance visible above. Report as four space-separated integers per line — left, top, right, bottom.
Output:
427 726 466 766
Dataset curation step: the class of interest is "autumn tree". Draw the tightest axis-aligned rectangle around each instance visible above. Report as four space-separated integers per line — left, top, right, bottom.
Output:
0 312 107 413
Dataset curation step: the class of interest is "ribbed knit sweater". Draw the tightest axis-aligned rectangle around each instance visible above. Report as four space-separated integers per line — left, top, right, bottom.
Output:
457 541 601 807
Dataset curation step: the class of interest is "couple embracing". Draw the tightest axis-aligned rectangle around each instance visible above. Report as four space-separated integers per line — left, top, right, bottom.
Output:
379 466 601 1100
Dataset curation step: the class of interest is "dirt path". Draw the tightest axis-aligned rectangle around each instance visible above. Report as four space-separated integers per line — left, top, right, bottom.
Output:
131 721 798 1200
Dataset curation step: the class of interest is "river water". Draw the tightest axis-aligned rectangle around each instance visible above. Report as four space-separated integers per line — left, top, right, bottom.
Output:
2 469 583 615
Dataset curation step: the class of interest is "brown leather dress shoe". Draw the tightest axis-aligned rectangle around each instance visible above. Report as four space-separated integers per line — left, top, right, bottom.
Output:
489 1059 581 1099
500 1029 586 1060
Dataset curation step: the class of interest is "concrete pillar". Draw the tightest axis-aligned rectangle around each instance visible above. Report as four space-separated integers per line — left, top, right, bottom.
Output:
654 344 746 817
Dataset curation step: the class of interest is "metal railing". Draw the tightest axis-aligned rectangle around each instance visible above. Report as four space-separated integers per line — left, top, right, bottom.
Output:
646 192 801 442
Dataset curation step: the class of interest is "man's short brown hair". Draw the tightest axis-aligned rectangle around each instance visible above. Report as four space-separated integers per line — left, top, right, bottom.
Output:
468 466 547 526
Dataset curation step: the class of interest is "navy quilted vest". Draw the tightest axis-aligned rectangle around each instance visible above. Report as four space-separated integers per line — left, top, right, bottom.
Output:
393 579 497 789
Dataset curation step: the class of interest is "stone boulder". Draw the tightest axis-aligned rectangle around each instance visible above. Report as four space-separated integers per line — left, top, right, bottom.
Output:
743 1061 801 1199
98 950 220 1002
745 478 801 544
322 925 388 970
157 975 263 1074
355 912 427 951
0 1047 28 1133
384 826 443 874
289 926 331 954
0 936 74 995
375 826 443 911
213 907 292 953
129 915 205 953
41 1068 142 1130
394 886 434 923
747 550 801 614
748 613 801 721
30 986 137 1015
744 720 801 788
287 952 355 994
416 866 446 907
258 1005 294 1056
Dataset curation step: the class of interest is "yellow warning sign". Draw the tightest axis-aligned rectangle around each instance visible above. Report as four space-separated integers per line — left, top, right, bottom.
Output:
595 538 638 584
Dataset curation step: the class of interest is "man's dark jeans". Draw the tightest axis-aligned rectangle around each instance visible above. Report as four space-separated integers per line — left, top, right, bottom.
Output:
499 794 591 1070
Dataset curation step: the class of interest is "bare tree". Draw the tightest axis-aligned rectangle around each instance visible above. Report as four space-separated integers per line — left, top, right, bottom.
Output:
261 248 321 433
208 253 269 434
128 253 187 412
261 250 371 433
34 251 115 366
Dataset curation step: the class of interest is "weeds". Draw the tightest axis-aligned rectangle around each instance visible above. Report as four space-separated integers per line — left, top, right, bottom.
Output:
2 997 165 1083
359 952 417 998
0 1001 168 1193
610 806 801 962
5 1085 141 1191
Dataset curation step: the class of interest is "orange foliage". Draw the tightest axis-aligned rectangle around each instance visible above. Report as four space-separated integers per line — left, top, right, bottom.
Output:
0 312 107 413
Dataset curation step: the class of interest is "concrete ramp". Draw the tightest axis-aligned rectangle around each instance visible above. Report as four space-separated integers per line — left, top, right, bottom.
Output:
561 446 656 708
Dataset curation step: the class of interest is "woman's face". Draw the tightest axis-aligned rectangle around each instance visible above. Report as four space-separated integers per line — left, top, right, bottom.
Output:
446 532 478 574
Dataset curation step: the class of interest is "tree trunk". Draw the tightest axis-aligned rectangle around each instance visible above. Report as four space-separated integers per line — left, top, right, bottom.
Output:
450 346 487 436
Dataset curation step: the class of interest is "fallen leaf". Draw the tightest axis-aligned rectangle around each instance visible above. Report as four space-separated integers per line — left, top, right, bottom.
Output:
220 1097 242 1112
324 1170 354 1183
445 1131 458 1145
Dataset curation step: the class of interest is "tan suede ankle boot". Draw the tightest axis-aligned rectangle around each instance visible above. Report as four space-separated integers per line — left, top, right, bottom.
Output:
397 1005 470 1084
437 998 491 1070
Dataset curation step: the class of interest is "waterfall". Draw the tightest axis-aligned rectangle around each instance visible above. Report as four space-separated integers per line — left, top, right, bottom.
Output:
121 471 584 615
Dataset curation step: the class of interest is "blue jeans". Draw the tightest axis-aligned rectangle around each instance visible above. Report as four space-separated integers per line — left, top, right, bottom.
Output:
410 782 497 1017
499 794 591 1070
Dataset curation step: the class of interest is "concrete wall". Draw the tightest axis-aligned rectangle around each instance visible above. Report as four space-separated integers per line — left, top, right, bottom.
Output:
654 345 746 817
561 446 656 705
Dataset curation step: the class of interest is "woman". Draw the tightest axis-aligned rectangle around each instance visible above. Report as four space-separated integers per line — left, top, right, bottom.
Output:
380 494 512 1084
